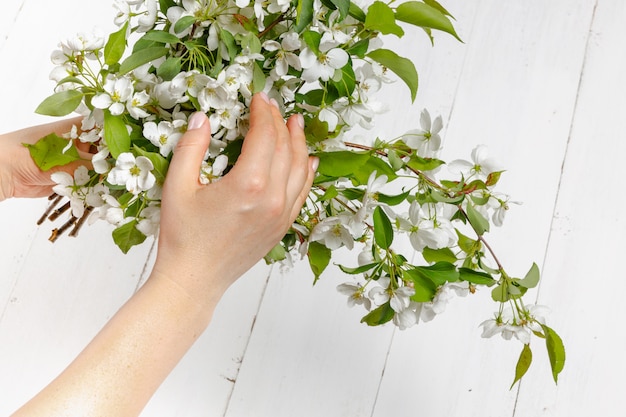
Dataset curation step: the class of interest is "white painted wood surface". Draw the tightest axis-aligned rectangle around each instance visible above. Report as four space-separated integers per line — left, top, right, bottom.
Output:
0 0 622 415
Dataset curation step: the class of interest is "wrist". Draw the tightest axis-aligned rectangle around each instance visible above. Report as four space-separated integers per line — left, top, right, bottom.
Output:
149 254 229 315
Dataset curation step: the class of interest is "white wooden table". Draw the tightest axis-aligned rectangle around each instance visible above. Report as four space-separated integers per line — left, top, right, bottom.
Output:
1 0 623 416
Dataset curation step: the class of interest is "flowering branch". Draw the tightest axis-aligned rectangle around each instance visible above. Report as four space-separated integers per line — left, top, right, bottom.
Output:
27 0 564 388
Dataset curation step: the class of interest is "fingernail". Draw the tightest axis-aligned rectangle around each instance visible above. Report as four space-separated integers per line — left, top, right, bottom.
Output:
258 91 270 104
311 156 319 172
270 98 280 109
296 114 305 130
188 112 207 130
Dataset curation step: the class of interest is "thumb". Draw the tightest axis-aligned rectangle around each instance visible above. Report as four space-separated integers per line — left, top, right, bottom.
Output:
166 112 211 190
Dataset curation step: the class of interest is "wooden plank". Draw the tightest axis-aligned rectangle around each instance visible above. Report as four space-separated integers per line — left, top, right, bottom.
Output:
0 1 25 52
372 1 597 416
140 263 275 417
515 0 626 414
224 259 396 417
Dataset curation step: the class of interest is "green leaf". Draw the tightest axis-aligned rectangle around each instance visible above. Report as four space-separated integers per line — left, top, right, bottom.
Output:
517 262 540 289
465 203 490 236
159 0 176 13
140 30 181 45
402 268 437 302
133 146 170 184
220 29 237 61
410 262 459 286
252 61 266 94
103 111 131 158
485 170 503 187
308 241 332 283
174 15 197 34
511 344 533 389
367 49 418 102
338 262 379 275
456 230 480 254
423 0 454 17
35 90 83 117
104 22 128 65
406 155 445 172
365 2 404 37
352 156 397 185
315 151 370 178
119 46 169 75
265 242 287 262
157 57 182 81
24 133 81 171
294 0 314 33
240 32 262 54
491 282 510 302
329 62 356 97
395 1 461 41
373 206 393 249
459 267 496 286
302 30 322 54
542 324 566 383
348 1 367 22
423 247 457 264
112 220 147 254
330 0 350 19
377 190 410 207
347 38 370 58
361 301 395 326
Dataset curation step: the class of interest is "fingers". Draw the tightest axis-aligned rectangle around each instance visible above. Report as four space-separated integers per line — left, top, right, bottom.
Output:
284 113 310 202
234 93 279 175
165 112 211 191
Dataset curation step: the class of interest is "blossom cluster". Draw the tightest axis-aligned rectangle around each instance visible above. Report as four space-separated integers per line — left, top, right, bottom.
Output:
29 0 564 386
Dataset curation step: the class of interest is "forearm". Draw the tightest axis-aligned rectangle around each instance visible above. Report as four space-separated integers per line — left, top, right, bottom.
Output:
12 267 223 417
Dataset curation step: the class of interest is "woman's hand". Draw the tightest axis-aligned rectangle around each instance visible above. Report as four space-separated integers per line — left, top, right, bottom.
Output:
0 118 91 201
153 91 318 301
11 92 317 417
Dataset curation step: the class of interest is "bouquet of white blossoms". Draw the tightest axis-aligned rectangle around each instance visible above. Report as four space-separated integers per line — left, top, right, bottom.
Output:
28 0 564 387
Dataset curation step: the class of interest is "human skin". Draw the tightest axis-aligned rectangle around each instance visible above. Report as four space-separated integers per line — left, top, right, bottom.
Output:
3 92 317 416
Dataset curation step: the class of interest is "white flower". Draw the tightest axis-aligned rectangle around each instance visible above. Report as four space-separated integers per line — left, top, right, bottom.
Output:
199 154 229 184
318 107 340 132
368 276 416 313
337 282 372 310
403 110 444 158
209 101 244 131
394 302 422 330
488 192 522 227
137 205 161 236
92 76 134 115
355 63 383 96
136 0 158 32
480 304 549 344
399 201 457 252
448 145 504 181
51 166 92 218
263 32 302 78
143 120 183 157
107 153 156 194
299 43 349 82
319 10 354 44
127 90 151 119
65 30 106 52
419 281 470 322
310 216 354 250
92 147 111 174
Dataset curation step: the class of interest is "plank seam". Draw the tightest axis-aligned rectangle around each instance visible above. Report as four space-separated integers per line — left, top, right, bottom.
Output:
512 0 600 415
